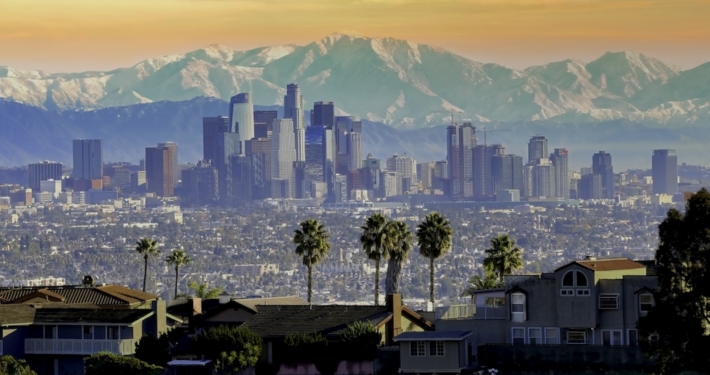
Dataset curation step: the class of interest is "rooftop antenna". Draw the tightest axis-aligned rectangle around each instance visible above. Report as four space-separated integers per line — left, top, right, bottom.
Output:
431 109 464 127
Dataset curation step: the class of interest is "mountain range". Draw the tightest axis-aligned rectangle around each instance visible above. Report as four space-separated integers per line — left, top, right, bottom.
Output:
2 33 710 128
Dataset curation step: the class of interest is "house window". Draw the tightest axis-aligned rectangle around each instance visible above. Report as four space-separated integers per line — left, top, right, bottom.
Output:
512 328 525 344
602 330 623 346
410 341 426 357
576 289 590 296
562 271 574 287
562 270 589 290
429 341 445 356
566 330 586 344
544 328 559 344
639 294 654 315
627 329 638 347
560 289 574 297
528 328 542 345
576 272 588 287
485 297 505 307
83 326 93 339
599 294 620 309
107 326 119 340
44 325 56 339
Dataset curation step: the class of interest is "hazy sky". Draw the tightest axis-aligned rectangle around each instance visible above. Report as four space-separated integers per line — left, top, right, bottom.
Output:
2 0 710 72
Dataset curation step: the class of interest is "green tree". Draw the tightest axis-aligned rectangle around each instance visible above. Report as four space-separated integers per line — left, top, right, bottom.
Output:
84 352 162 375
134 329 183 367
165 249 191 298
638 188 710 374
0 355 37 375
461 263 500 303
191 325 262 374
384 220 412 295
360 213 390 305
483 234 523 283
416 212 453 306
340 321 382 360
185 281 223 299
292 219 331 303
135 237 160 293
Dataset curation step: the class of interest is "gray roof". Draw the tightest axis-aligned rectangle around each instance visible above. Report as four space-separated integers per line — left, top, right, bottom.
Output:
394 331 473 341
0 305 153 326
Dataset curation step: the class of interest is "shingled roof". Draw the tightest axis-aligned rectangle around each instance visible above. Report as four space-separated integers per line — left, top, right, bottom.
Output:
242 305 391 338
0 305 153 325
0 305 37 325
0 285 157 307
555 258 647 272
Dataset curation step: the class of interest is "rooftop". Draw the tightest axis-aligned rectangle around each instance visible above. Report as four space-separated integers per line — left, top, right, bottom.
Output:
0 285 158 306
555 258 647 272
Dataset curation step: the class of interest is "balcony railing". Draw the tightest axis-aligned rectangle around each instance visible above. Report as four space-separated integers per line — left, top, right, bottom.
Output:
435 305 506 320
24 339 135 355
0 340 3 355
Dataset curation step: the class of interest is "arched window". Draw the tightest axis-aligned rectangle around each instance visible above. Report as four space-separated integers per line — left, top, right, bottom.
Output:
576 271 588 287
562 271 574 287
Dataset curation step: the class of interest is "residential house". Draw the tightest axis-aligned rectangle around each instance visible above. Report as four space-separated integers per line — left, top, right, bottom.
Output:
394 331 475 374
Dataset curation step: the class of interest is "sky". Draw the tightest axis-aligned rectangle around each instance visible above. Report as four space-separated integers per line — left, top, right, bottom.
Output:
1 0 710 72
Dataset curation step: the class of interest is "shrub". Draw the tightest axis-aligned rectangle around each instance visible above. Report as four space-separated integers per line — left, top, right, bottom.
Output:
0 355 37 375
84 352 162 375
340 321 382 360
191 325 262 374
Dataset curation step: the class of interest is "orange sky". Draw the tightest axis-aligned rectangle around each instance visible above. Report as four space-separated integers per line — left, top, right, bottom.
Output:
2 0 709 72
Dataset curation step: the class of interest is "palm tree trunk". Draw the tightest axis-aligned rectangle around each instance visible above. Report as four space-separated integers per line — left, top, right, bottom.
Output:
308 264 313 304
392 260 402 294
429 256 435 307
174 266 179 299
375 258 380 306
143 256 148 292
385 258 395 295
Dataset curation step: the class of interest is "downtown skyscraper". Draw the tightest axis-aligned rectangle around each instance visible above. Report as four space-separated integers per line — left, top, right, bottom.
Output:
202 116 229 163
528 135 548 163
228 93 254 155
312 101 335 127
145 143 177 197
549 148 569 198
72 139 103 182
652 149 678 195
592 151 615 199
446 122 476 199
271 118 296 198
284 84 306 162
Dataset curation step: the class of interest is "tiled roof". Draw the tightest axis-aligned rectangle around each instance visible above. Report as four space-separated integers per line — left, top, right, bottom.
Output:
34 308 153 324
233 296 308 313
0 285 157 306
242 305 391 337
555 258 647 272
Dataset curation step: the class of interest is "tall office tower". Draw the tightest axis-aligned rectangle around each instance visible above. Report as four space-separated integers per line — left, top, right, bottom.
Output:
323 126 337 202
348 132 362 171
215 132 240 202
333 116 363 174
531 160 555 197
419 162 436 190
652 149 678 195
28 161 62 191
381 171 401 197
386 154 416 193
304 125 326 198
528 135 548 164
253 110 278 138
157 142 179 187
446 122 476 199
579 174 603 199
522 163 535 199
473 144 503 199
103 164 131 190
432 160 448 191
202 116 229 162
362 153 381 194
592 151 615 198
284 84 306 162
491 154 523 194
228 93 254 155
181 160 219 206
245 138 271 200
230 154 255 201
549 148 569 198
72 139 103 181
145 145 176 197
312 101 335 127
271 118 296 197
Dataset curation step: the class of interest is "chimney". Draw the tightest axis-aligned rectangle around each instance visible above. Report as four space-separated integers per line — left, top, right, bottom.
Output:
218 292 231 304
586 255 597 261
386 294 402 346
192 297 202 316
152 298 167 337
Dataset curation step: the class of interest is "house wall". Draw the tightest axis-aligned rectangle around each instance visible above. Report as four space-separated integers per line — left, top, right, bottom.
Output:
556 266 597 328
2 327 29 358
58 325 82 339
479 344 653 370
399 341 462 372
436 320 506 358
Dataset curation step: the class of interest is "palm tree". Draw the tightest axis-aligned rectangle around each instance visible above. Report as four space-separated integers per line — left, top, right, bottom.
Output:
483 234 523 283
416 212 453 307
461 263 500 303
384 220 412 295
293 219 331 304
135 237 160 292
165 249 191 299
360 213 391 305
186 281 223 299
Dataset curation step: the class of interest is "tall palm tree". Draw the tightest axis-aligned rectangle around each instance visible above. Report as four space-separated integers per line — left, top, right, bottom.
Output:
416 212 453 307
461 263 500 303
360 213 391 306
165 249 191 299
483 234 523 283
384 220 412 295
135 237 160 292
186 281 223 299
293 219 331 304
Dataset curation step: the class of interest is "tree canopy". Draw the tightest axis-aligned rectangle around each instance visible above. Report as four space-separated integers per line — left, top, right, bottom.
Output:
191 325 262 374
416 212 453 305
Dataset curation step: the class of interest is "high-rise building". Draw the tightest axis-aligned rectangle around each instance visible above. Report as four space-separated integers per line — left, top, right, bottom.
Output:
145 144 176 197
72 139 103 181
419 162 436 190
386 154 416 193
592 151 614 198
254 110 277 138
181 160 219 205
305 125 326 198
531 161 555 198
284 84 306 162
312 101 335 127
245 138 272 200
202 116 229 162
579 174 603 199
491 154 523 195
323 126 337 202
473 144 503 199
215 133 239 202
528 135 548 164
28 161 62 191
271 118 296 197
446 123 476 199
157 142 179 187
362 154 381 195
348 132 362 171
333 116 362 175
228 93 254 155
549 148 569 198
652 149 678 195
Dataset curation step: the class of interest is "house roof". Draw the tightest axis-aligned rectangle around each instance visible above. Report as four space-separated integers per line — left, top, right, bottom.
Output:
555 258 646 272
233 296 307 313
0 305 153 325
0 285 157 306
0 305 37 325
242 305 391 338
394 331 473 342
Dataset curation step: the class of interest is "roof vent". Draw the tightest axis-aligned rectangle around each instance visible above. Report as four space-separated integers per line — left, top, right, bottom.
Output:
586 255 597 261
82 275 95 287
219 292 231 304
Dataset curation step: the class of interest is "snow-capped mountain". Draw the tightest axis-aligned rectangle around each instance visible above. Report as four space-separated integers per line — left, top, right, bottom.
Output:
0 33 708 128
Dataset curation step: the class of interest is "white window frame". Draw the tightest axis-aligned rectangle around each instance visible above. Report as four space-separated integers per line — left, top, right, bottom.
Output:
544 328 560 344
639 293 654 316
410 341 426 357
560 289 574 297
107 326 120 340
566 330 586 344
601 330 623 346
599 293 620 309
576 289 590 296
83 325 94 340
627 329 638 347
512 327 525 345
429 341 445 356
527 327 542 345
511 293 526 321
